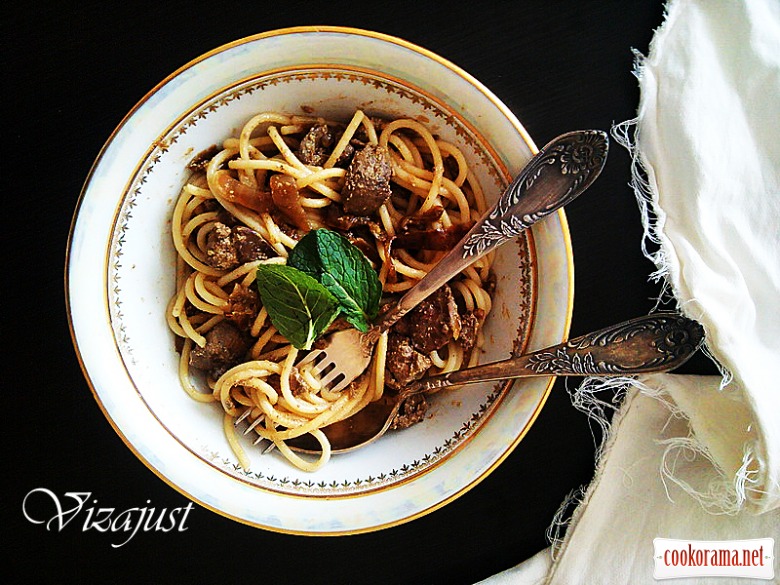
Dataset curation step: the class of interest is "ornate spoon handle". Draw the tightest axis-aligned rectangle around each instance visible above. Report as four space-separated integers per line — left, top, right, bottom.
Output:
378 129 609 331
409 313 705 395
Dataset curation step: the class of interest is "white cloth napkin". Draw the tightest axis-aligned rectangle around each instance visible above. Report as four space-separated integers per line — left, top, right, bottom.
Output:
480 0 780 583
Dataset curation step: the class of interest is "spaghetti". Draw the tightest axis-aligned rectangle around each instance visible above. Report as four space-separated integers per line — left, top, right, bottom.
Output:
167 110 494 471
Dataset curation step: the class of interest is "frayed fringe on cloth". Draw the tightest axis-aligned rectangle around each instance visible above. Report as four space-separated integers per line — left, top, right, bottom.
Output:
658 436 761 516
542 90 758 549
549 371 763 557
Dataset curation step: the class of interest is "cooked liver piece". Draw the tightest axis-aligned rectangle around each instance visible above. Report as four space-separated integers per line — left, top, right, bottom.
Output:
457 309 484 354
390 394 428 430
341 144 393 215
224 284 260 331
385 333 432 389
189 321 250 378
204 223 239 269
204 223 274 270
233 226 275 263
395 285 462 354
297 124 333 166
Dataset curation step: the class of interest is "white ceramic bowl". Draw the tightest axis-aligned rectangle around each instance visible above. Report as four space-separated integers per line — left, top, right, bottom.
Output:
67 26 573 535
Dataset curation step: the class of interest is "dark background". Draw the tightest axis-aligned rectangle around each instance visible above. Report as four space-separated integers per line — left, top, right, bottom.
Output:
5 1 714 583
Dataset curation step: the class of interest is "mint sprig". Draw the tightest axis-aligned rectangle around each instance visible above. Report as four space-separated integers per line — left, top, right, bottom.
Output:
288 229 382 332
255 229 382 349
254 264 340 350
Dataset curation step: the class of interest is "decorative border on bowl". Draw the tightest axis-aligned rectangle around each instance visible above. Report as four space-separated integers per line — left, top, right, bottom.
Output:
201 383 507 495
108 67 535 496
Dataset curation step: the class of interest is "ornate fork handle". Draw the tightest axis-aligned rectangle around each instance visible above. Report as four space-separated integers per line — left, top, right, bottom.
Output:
410 313 705 395
377 130 609 332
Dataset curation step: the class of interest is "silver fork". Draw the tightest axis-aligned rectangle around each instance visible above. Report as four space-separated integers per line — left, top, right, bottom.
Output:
234 407 279 452
296 130 609 393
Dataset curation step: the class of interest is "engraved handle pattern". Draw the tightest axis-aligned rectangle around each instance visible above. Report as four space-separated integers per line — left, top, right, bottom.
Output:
381 130 609 329
462 130 609 257
526 313 705 375
409 313 705 396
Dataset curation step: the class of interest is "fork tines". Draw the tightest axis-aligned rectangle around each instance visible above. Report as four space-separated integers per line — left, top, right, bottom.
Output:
297 350 350 392
234 407 276 453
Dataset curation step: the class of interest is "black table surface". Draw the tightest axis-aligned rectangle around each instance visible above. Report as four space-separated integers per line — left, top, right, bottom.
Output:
5 2 716 583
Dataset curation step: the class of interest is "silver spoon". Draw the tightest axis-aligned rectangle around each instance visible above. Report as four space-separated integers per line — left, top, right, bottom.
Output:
288 312 705 453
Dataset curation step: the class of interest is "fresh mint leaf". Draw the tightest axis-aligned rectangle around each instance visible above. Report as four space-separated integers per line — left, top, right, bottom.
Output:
255 264 340 350
285 228 322 275
288 229 382 332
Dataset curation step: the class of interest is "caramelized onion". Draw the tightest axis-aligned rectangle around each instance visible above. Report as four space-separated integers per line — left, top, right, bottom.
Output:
269 174 311 232
213 171 273 214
